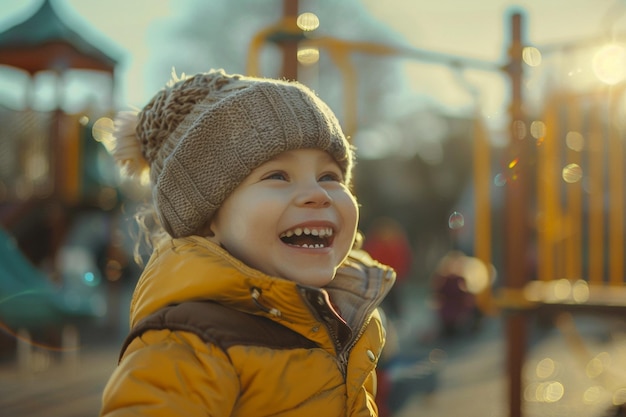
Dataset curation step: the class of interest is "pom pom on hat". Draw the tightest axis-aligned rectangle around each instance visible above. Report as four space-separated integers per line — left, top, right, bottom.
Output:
111 69 354 238
110 110 150 181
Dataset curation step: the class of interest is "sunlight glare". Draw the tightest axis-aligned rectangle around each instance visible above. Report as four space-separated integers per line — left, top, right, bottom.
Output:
592 44 626 85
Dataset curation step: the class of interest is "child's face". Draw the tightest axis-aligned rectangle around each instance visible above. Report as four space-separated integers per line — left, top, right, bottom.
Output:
208 149 358 287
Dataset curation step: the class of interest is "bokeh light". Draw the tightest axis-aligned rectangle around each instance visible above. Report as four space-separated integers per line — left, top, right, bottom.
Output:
512 120 527 140
530 120 546 140
562 163 583 183
583 386 603 405
462 256 490 294
535 357 556 379
92 117 115 153
523 46 542 67
565 131 584 152
83 271 98 286
613 388 626 406
297 47 319 65
592 44 626 85
572 279 589 302
296 12 319 31
429 348 447 364
494 173 507 187
541 381 564 403
524 380 565 403
585 351 610 379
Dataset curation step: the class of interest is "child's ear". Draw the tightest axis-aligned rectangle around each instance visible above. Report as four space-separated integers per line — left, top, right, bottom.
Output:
352 230 364 250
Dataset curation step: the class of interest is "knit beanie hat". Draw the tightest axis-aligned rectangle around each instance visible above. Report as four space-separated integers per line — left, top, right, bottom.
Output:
111 69 354 238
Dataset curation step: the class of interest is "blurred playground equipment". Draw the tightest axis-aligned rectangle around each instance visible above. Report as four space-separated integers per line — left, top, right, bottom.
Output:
0 0 125 360
248 3 626 416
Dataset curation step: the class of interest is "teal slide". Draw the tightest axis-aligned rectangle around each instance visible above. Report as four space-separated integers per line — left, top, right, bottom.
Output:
0 228 97 330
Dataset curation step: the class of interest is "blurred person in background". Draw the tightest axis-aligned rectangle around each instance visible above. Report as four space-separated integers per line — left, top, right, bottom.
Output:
363 217 412 319
431 250 483 337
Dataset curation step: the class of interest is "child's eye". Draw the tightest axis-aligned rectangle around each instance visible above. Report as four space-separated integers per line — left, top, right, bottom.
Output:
263 171 288 181
319 172 342 182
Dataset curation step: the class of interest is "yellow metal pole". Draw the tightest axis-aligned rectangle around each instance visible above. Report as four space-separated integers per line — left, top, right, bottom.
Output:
588 101 604 284
608 86 625 285
63 114 81 204
245 3 301 78
280 0 299 81
537 95 560 282
565 94 582 280
246 25 278 76
300 37 401 138
504 12 528 417
472 115 493 313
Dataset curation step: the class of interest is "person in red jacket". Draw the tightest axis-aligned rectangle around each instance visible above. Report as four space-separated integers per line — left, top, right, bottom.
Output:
363 217 412 319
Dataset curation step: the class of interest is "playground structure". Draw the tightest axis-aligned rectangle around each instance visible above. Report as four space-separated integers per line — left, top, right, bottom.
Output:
0 0 127 358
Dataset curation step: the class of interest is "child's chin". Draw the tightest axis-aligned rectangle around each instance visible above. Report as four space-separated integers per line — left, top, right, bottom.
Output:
287 273 334 288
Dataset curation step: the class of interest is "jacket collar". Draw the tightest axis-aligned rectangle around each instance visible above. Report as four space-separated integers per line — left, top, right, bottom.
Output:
129 236 395 347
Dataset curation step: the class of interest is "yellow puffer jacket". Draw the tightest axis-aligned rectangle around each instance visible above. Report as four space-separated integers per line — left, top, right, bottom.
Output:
100 236 395 417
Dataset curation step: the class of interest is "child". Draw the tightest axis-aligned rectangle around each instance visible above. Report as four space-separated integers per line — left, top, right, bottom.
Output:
99 69 396 417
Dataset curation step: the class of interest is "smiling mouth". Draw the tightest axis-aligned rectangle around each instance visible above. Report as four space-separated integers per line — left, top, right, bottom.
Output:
279 227 334 248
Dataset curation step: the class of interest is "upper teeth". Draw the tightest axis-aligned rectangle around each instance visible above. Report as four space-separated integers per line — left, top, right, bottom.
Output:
280 227 333 238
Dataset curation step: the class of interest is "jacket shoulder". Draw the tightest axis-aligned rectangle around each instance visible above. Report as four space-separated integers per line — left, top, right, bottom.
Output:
120 301 318 361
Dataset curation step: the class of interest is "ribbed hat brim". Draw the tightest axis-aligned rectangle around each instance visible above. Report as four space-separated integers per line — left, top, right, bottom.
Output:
153 79 352 238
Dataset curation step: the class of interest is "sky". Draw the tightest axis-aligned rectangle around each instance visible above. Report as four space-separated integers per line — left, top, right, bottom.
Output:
0 0 624 126
362 0 626 120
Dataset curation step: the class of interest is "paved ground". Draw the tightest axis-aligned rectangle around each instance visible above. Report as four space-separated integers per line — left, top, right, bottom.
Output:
0 342 117 417
390 285 626 417
2 284 626 417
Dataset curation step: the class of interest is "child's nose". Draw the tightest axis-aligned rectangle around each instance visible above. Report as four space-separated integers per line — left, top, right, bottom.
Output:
295 182 332 208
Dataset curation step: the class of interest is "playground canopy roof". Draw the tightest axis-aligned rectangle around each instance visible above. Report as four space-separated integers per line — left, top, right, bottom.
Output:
0 0 120 75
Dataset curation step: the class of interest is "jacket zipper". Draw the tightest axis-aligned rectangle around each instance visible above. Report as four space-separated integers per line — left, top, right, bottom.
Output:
335 310 373 377
304 288 376 378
